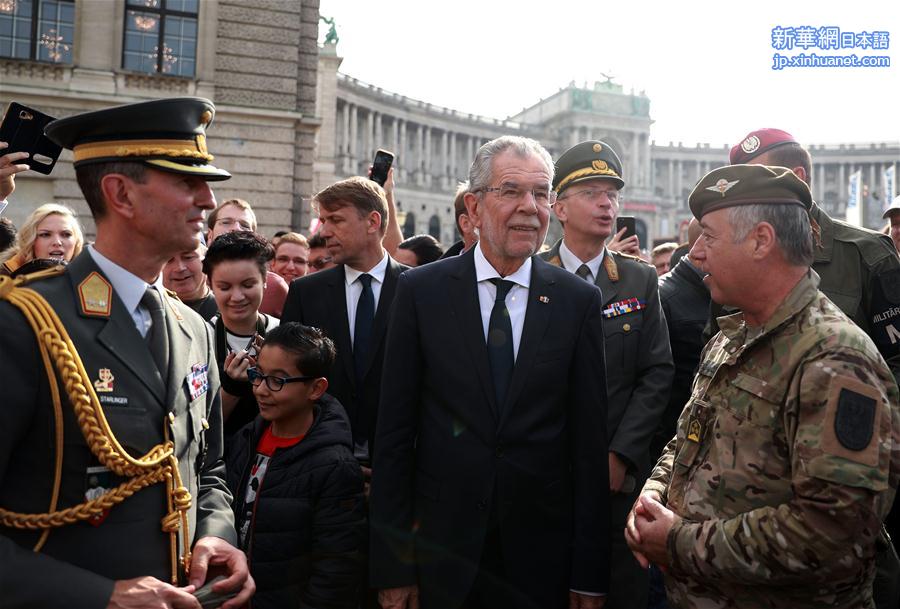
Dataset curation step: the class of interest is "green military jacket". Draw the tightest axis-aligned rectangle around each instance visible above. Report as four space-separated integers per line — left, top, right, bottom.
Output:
707 204 900 385
646 271 900 609
541 241 674 478
0 252 236 608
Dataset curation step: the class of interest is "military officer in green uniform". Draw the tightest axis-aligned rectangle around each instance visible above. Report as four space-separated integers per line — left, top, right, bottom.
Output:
626 164 900 609
0 99 255 608
541 140 674 607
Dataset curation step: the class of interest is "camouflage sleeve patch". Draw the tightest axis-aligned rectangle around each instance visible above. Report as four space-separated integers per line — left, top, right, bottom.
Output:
805 371 890 492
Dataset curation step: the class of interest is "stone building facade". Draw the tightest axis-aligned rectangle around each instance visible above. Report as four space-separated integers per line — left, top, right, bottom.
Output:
1 3 897 246
0 0 321 237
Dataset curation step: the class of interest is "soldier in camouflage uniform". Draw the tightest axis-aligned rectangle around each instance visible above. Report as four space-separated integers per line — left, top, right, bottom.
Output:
626 164 900 609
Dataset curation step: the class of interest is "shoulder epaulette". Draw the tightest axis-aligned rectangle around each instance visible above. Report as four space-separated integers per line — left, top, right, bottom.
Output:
610 250 653 266
12 264 67 286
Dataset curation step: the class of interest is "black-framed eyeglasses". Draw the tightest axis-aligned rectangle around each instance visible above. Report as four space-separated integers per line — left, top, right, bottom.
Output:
247 367 316 392
478 182 556 207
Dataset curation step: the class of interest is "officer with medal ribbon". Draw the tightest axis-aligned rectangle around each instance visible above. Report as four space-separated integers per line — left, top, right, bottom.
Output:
0 98 254 608
540 140 674 608
625 164 900 609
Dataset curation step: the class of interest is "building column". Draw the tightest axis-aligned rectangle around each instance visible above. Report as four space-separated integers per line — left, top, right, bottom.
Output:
668 159 674 201
340 102 351 173
423 127 432 185
348 104 358 173
440 130 449 189
398 119 407 182
373 112 383 152
449 132 458 183
676 160 684 204
415 124 425 186
631 132 640 186
816 162 825 202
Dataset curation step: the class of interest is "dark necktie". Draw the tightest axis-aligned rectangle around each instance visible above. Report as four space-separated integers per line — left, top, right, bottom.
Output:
487 278 515 410
353 273 375 383
141 287 169 383
575 264 592 281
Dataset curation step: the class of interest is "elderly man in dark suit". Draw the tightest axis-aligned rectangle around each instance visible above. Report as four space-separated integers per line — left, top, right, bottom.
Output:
371 135 611 609
541 141 674 609
0 98 253 608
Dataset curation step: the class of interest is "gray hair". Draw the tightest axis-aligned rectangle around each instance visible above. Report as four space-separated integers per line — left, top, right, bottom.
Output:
468 136 554 193
728 204 814 266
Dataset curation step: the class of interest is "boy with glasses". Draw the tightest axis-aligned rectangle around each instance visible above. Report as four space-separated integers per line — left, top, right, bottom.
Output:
226 322 365 609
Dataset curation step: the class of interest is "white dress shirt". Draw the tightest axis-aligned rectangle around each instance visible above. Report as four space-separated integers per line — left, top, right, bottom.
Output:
473 242 530 361
559 240 605 283
344 251 389 344
88 245 165 338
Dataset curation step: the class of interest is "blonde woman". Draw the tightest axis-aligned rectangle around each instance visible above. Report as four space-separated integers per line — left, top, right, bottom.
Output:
0 203 84 276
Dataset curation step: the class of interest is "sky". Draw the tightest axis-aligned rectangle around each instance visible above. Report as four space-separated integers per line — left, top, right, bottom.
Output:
318 0 900 147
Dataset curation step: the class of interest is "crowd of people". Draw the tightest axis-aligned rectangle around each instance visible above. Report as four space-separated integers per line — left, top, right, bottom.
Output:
0 97 898 609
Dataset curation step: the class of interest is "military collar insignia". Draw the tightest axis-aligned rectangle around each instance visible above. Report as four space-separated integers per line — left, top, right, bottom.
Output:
78 272 112 316
706 178 740 197
603 253 619 282
740 135 760 154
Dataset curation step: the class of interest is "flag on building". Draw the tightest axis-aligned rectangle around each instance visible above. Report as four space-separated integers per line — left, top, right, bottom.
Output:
846 169 862 226
884 165 896 211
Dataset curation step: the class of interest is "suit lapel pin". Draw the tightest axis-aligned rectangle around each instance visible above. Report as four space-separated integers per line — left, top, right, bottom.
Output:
538 295 550 304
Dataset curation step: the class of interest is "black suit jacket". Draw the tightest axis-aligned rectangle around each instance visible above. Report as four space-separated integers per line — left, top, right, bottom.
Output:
370 248 611 609
281 258 408 455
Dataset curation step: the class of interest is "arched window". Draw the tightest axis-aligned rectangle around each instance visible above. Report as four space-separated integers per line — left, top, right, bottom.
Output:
402 211 416 239
428 215 441 240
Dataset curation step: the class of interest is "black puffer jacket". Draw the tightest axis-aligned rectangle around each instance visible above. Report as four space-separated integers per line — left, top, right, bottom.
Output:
226 394 366 609
652 257 711 463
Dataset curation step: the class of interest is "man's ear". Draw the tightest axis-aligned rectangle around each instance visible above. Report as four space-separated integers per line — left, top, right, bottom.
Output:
464 192 482 229
750 222 777 259
552 198 567 224
99 174 138 220
791 166 808 184
367 210 383 235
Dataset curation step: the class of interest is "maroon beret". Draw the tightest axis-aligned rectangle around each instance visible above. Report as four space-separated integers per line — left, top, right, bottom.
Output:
729 128 798 164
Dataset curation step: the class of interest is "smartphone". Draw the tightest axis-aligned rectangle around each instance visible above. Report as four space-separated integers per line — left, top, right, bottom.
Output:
616 216 637 240
370 149 394 187
0 102 62 175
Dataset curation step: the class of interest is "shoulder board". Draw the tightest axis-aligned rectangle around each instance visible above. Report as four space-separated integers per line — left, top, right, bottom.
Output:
12 264 67 286
828 218 898 266
610 250 653 266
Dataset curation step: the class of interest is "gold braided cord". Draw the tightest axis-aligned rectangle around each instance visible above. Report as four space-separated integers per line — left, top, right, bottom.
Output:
0 275 192 584
555 165 621 193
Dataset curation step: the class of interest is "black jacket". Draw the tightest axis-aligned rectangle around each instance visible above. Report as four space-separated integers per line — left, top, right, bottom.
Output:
653 257 710 463
226 394 366 609
280 258 408 458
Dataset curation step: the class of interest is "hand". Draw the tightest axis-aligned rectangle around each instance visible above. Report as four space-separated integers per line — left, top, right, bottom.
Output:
378 585 420 609
607 227 640 257
106 576 199 609
361 464 372 500
631 494 679 570
189 536 255 609
223 349 255 382
0 141 30 201
608 452 627 493
625 490 660 569
569 591 606 608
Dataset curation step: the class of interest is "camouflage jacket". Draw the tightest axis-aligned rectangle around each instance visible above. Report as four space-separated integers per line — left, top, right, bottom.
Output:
644 271 900 609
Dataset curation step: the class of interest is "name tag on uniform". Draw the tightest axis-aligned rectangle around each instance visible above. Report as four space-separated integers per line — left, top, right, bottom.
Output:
187 363 209 400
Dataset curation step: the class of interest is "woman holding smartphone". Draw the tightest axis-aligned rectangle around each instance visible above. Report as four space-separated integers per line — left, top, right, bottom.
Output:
203 231 280 445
